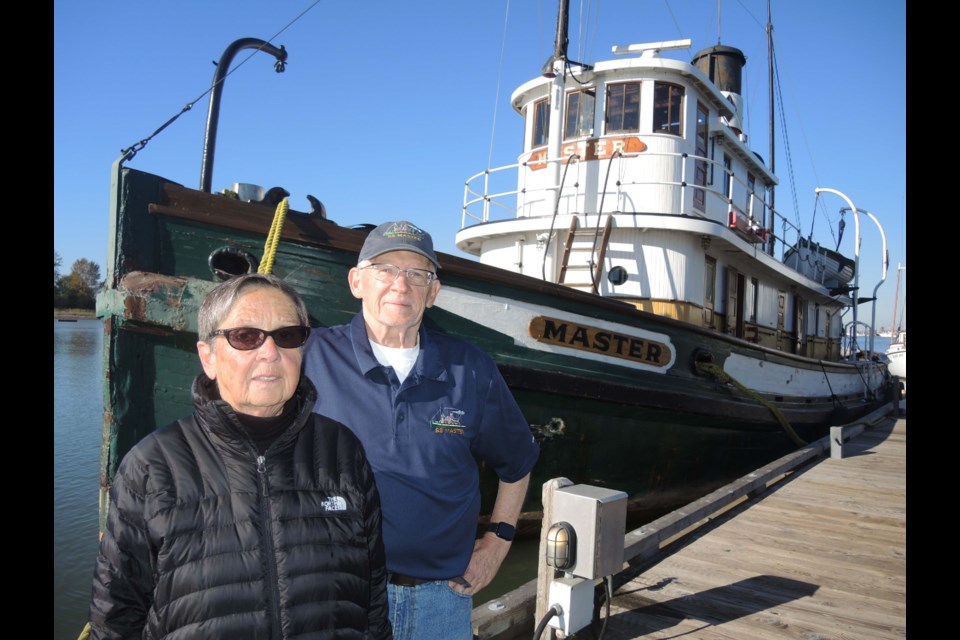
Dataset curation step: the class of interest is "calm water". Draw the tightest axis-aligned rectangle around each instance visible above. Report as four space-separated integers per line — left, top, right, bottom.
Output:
853 334 893 356
52 318 897 639
53 319 103 640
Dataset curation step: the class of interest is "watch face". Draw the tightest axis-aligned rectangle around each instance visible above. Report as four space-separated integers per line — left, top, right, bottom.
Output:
489 522 515 541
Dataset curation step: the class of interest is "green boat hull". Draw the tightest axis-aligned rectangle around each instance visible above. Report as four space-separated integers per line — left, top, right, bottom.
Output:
97 166 897 531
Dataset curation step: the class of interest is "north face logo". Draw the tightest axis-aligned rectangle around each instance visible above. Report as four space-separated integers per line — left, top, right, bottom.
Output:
321 496 347 512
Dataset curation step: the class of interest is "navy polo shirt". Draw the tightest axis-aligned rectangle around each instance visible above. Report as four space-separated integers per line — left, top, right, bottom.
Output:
302 313 540 579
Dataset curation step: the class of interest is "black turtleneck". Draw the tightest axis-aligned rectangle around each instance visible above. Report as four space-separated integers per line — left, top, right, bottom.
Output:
234 397 300 454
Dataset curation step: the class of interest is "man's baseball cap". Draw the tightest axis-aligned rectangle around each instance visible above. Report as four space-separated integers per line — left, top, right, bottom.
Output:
358 221 440 270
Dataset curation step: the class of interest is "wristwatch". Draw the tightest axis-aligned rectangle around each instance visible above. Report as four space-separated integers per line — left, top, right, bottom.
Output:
486 521 516 541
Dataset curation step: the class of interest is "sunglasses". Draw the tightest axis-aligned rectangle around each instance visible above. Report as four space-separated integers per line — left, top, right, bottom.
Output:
210 326 311 350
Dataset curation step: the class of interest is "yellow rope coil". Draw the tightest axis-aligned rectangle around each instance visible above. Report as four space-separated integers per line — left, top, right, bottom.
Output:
258 198 289 275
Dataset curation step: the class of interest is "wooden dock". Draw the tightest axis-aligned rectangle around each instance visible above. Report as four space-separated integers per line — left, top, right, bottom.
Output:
594 415 905 639
473 409 905 640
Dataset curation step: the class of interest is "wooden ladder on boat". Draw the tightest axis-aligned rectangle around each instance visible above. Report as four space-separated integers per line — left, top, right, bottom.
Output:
557 216 613 294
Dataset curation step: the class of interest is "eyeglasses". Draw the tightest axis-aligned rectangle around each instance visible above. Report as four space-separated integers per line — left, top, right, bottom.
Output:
361 263 436 287
210 326 311 350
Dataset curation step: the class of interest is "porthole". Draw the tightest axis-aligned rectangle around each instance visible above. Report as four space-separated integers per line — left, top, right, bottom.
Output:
208 247 259 281
607 266 628 286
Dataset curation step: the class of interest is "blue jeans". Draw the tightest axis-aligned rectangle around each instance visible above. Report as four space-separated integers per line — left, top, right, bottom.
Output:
387 580 474 640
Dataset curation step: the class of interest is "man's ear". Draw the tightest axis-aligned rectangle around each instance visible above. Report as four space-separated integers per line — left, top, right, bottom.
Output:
348 267 364 300
197 340 217 380
424 279 441 309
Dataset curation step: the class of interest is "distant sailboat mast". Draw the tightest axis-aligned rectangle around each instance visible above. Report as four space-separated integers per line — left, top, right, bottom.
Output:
766 0 776 256
890 264 905 335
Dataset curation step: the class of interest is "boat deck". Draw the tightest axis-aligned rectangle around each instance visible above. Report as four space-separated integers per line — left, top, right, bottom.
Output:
593 415 906 639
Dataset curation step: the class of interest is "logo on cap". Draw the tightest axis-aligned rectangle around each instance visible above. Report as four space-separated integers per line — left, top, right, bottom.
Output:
359 220 440 268
381 221 428 242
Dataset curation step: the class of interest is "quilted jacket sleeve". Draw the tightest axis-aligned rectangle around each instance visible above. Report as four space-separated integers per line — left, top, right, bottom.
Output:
88 444 157 639
360 440 393 639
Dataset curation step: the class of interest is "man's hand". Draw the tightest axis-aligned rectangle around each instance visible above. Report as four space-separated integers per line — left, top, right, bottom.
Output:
451 534 512 594
451 474 531 594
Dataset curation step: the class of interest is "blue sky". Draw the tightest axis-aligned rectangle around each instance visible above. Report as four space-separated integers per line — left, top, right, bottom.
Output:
54 0 906 330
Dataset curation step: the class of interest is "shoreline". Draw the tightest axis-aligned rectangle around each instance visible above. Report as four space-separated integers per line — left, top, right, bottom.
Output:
54 309 97 320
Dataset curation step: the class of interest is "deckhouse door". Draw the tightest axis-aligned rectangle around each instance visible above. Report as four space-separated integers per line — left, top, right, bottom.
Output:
725 268 745 338
794 293 807 355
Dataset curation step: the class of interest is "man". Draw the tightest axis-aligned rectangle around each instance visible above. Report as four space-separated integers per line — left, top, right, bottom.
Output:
303 221 540 640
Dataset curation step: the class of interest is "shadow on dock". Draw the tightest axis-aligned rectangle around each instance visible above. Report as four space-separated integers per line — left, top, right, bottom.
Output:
602 575 818 636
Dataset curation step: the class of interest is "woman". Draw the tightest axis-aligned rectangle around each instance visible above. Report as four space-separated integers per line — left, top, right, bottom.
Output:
88 273 392 639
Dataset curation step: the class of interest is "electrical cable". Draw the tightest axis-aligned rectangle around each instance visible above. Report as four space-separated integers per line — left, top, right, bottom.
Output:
596 575 612 639
533 604 563 640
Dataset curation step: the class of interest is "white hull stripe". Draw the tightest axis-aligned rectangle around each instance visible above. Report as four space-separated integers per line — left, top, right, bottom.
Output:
434 286 883 397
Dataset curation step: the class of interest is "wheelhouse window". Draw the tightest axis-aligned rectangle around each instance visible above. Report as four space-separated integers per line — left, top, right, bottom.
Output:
653 82 684 136
605 82 640 133
693 102 709 210
564 89 595 139
722 154 732 199
531 98 550 148
746 172 756 217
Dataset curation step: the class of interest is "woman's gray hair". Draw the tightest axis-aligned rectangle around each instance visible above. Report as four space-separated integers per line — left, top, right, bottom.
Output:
198 273 309 341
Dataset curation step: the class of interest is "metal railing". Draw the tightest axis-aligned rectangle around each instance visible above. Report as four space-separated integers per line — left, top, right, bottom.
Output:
461 146 807 262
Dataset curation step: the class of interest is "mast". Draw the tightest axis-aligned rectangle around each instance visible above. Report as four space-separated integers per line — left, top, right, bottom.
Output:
544 0 570 214
766 0 775 256
891 264 903 335
553 0 570 62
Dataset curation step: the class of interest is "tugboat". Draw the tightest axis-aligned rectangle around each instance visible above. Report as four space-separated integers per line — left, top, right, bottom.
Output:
96 4 897 532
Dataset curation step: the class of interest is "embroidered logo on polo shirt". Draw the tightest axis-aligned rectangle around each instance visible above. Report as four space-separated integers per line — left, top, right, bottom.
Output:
430 407 466 435
321 496 347 512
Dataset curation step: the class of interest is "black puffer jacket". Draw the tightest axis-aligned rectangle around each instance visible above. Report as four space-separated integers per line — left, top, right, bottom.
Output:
89 374 392 640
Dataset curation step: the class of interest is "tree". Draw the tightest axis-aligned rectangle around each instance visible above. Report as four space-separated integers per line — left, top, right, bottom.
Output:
57 258 101 309
54 251 62 303
73 258 100 293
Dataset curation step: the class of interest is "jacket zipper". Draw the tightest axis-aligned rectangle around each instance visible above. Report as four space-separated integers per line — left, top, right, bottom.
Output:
257 454 283 639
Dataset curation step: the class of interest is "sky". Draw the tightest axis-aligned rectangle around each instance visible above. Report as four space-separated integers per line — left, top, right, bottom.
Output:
54 0 906 331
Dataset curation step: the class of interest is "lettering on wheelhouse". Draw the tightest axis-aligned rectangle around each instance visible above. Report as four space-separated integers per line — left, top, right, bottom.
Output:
529 316 671 367
528 136 647 171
